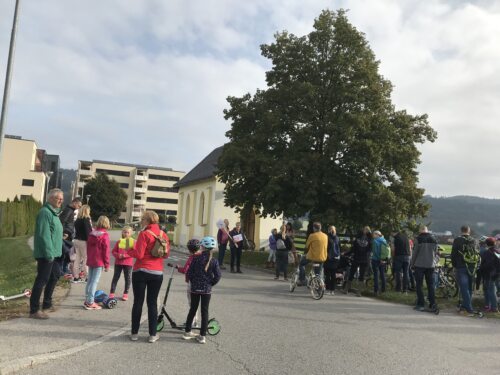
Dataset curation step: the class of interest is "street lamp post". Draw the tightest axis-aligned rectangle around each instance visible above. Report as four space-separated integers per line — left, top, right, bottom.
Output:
0 0 21 165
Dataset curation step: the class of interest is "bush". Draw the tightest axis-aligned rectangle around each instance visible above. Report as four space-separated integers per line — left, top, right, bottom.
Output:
0 196 42 238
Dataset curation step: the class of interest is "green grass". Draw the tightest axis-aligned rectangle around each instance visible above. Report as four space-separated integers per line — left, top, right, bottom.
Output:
0 236 36 296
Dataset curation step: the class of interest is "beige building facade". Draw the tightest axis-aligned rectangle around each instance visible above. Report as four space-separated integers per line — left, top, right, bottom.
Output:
0 135 50 202
75 160 184 224
175 147 282 249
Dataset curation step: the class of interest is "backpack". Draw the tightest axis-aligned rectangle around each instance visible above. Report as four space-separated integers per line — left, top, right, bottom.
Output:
459 236 480 275
146 230 169 258
380 242 391 261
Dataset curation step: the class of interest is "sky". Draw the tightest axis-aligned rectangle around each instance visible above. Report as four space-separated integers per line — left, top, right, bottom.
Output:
1 0 499 198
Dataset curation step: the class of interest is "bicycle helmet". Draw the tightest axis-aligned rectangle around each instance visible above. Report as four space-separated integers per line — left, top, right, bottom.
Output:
187 238 200 252
200 236 216 250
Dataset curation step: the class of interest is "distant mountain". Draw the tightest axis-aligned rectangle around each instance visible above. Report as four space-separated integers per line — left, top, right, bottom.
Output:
424 195 500 236
60 168 77 205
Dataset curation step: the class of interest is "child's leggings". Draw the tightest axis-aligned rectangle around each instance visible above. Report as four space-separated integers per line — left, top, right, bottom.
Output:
185 293 211 336
110 265 132 294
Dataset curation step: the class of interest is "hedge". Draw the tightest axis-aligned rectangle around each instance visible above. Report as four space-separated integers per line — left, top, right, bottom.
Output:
0 196 42 238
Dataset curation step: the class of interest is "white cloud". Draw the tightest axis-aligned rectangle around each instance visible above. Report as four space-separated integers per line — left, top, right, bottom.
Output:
1 0 500 198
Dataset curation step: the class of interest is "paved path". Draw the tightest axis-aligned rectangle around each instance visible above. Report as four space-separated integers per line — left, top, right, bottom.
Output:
1 234 499 374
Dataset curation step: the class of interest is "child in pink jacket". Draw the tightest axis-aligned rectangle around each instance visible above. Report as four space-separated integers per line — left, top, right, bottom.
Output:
110 226 134 301
84 216 110 310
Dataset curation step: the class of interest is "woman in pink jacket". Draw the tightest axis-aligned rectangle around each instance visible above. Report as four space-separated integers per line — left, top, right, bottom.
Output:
84 216 110 310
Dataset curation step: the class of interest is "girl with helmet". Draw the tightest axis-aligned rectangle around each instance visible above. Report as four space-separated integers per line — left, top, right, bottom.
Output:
168 238 202 327
183 236 221 344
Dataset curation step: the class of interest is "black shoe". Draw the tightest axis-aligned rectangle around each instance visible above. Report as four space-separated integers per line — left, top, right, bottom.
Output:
237 270 243 274
230 269 236 273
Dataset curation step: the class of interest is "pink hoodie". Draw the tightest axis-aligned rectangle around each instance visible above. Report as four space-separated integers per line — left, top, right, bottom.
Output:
86 228 110 269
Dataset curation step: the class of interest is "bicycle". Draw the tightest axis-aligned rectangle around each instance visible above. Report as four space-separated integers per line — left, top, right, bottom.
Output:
435 265 458 299
289 254 325 300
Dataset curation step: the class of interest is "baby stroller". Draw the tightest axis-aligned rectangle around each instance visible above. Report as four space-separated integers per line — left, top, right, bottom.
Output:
335 254 352 288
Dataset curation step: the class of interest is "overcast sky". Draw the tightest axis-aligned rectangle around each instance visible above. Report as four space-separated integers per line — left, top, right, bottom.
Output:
1 0 499 198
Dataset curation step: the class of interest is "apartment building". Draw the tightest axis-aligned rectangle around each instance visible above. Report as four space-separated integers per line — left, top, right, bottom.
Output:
0 135 58 202
75 160 185 224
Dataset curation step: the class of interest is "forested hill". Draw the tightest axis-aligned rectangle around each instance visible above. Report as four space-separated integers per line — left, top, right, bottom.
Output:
60 168 77 205
424 195 500 236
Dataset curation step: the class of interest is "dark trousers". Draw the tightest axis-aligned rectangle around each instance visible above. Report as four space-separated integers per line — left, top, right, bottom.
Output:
185 293 211 337
393 256 410 292
131 271 163 336
218 243 227 265
30 259 61 314
371 260 386 293
110 265 133 294
275 251 288 278
348 261 368 281
324 260 339 291
414 267 436 308
230 246 242 270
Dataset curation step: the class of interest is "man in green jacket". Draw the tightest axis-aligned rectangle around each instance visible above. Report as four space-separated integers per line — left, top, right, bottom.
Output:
30 188 64 319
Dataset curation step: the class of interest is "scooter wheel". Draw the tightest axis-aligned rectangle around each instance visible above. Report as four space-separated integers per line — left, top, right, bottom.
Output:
207 318 221 336
157 319 165 332
106 298 117 309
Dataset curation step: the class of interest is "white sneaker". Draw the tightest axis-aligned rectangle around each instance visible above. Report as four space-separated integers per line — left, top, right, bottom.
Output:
148 335 159 343
182 331 197 340
130 334 139 341
196 335 206 344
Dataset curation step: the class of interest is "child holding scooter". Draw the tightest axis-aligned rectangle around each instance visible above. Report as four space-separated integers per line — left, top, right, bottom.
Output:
168 239 202 326
109 226 134 301
182 236 221 344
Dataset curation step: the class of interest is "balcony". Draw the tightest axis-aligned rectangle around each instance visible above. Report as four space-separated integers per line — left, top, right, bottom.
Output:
79 169 92 176
77 182 85 188
132 210 142 217
134 187 147 194
133 199 146 206
135 175 147 181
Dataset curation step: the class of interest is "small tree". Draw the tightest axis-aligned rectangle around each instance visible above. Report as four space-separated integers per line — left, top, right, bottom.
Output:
83 173 127 222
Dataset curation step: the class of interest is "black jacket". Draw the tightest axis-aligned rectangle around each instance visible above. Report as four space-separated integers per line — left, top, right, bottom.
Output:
479 248 499 280
273 232 292 251
74 217 92 241
393 232 411 256
59 205 76 236
346 235 371 264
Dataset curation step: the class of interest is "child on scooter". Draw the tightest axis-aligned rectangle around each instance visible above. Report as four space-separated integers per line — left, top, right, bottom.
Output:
168 239 202 326
183 236 221 344
109 226 134 301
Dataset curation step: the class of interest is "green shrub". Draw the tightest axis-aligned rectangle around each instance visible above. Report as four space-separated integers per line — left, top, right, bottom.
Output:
0 196 42 238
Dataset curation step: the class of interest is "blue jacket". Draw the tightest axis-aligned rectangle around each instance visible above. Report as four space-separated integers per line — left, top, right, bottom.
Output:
187 251 221 294
371 236 388 261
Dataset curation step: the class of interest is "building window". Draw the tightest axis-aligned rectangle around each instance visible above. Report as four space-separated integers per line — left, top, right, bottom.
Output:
95 168 130 177
117 218 126 224
146 197 178 204
22 179 35 187
198 193 206 226
151 209 178 216
119 183 129 189
148 174 180 181
185 195 191 225
147 185 179 193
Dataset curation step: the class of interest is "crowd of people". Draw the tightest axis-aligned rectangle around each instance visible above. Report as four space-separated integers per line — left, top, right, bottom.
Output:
28 188 499 348
29 188 221 344
264 221 499 314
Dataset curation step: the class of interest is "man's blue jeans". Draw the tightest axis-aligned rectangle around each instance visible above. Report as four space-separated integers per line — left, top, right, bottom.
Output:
484 278 498 310
371 259 386 293
299 257 322 282
393 256 410 292
85 267 103 304
456 267 474 312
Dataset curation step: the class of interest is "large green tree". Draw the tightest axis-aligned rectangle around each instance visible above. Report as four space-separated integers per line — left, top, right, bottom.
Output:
84 173 127 222
217 9 437 232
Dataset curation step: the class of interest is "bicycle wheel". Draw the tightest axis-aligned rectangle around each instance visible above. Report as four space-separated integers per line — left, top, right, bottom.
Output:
289 271 298 293
365 278 374 289
445 275 458 298
207 318 221 335
310 277 324 300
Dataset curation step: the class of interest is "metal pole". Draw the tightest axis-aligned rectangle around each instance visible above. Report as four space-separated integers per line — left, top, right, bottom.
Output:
0 0 21 165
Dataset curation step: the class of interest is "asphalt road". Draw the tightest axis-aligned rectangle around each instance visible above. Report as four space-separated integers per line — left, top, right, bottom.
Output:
17 250 500 375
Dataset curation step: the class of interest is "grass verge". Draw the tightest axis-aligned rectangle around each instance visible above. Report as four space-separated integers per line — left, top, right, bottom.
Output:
0 236 70 321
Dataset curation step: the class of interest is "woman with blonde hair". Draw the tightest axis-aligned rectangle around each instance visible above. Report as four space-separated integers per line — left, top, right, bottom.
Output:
72 205 93 282
128 210 170 343
84 215 110 310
